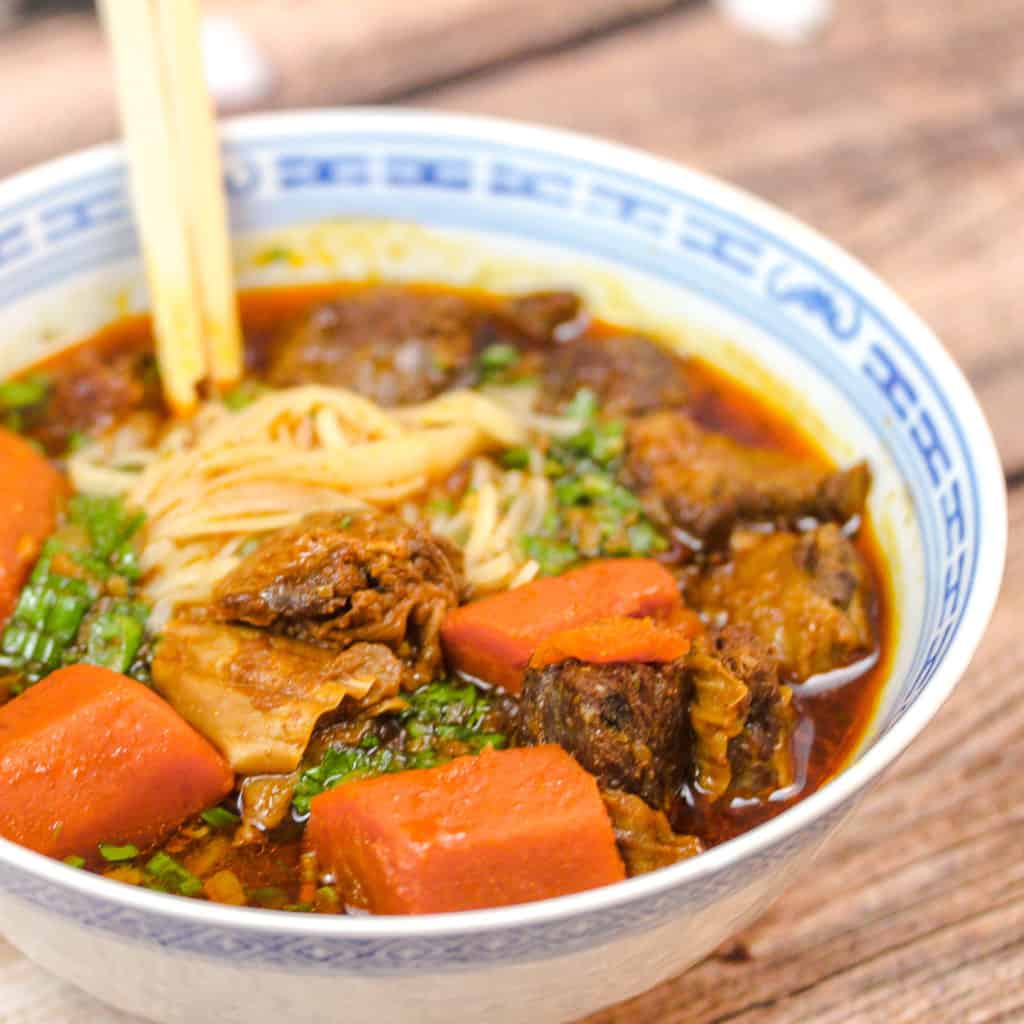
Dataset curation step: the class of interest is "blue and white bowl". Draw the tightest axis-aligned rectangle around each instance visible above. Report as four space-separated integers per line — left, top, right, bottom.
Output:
0 110 1006 1024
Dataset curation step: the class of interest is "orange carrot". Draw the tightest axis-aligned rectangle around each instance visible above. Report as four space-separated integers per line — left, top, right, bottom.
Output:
441 558 682 692
0 429 65 623
0 664 234 861
530 615 700 670
306 745 625 915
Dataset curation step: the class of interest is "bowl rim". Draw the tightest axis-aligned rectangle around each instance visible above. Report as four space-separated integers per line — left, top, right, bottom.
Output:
0 107 1007 939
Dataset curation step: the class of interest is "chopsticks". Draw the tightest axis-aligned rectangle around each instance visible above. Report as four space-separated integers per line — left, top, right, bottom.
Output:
98 0 243 416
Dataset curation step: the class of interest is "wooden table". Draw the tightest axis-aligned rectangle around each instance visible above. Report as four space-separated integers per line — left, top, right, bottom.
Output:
2 1 1023 1020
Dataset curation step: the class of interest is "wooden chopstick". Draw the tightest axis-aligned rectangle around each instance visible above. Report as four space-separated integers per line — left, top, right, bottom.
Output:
98 0 243 415
156 0 243 391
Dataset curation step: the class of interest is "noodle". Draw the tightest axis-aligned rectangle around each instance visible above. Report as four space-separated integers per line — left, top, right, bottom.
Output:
68 384 565 621
422 456 552 596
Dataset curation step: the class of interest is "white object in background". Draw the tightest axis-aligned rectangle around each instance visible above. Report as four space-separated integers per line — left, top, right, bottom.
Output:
201 14 275 110
714 0 835 44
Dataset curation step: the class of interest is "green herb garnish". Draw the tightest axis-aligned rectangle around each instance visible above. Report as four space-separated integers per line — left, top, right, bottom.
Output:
144 852 203 897
501 446 532 470
200 807 241 830
222 380 269 411
253 246 296 266
427 497 455 517
292 680 507 817
98 842 139 863
0 494 150 686
63 855 86 869
521 534 579 577
0 374 49 411
65 430 90 454
476 343 524 387
293 744 404 817
249 886 287 908
519 388 666 574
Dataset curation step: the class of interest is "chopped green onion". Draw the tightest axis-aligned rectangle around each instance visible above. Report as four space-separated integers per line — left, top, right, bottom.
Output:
0 374 49 411
519 388 665 573
292 680 507 815
339 515 353 529
520 534 579 576
501 446 532 470
468 733 508 753
200 807 241 830
565 387 598 422
253 246 295 266
98 842 139 863
427 497 455 517
222 380 269 411
65 430 90 454
478 343 519 370
84 606 146 674
68 494 145 562
476 343 524 386
249 886 287 907
144 851 203 897
1 495 150 686
63 855 86 869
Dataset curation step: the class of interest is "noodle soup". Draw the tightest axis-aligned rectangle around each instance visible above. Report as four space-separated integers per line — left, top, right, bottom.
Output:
0 281 889 914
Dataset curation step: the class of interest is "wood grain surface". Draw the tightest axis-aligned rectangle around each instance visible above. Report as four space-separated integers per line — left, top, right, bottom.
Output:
1 1 1022 1021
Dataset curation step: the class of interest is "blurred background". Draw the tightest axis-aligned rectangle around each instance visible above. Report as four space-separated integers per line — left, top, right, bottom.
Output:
2 2 1022 1021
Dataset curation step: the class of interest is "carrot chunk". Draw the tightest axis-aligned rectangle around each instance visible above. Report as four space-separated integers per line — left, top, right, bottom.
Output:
0 428 66 623
530 615 700 670
441 558 682 691
306 745 625 915
0 664 234 860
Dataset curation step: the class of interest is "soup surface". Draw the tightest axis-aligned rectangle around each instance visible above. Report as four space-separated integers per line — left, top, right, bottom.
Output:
0 283 889 915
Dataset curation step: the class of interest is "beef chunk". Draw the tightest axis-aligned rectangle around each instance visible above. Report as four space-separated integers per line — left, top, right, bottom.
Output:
687 625 795 802
212 511 462 687
517 657 691 809
34 346 156 452
625 411 870 548
695 525 876 681
539 334 689 416
713 626 795 799
266 288 482 404
602 789 703 875
266 288 582 405
492 291 582 346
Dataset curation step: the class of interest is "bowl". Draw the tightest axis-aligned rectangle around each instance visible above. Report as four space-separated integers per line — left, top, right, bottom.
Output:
0 109 1006 1024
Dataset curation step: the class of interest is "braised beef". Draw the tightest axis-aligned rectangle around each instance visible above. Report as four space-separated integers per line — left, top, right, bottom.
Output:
266 288 481 404
712 626 795 798
517 656 691 809
686 625 795 801
539 334 689 416
602 789 703 875
695 525 876 681
497 291 582 345
625 411 870 548
266 288 581 404
212 511 462 687
33 346 157 452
